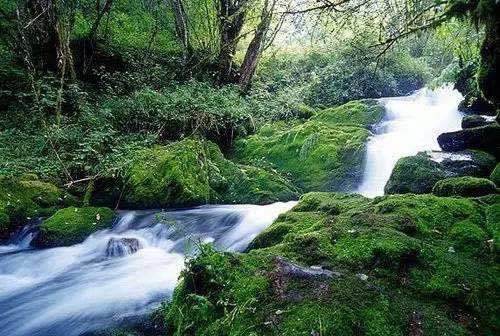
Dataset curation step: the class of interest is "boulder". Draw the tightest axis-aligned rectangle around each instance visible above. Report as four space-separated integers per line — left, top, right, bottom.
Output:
437 124 500 158
33 207 115 247
457 95 496 115
461 115 496 129
92 138 299 209
432 176 497 197
106 237 143 257
0 175 76 243
385 150 496 195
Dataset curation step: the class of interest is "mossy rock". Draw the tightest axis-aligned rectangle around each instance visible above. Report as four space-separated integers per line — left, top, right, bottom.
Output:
33 207 115 247
0 175 76 242
161 193 500 335
311 99 385 127
385 150 496 194
490 163 500 186
437 124 500 158
234 100 384 192
433 176 498 197
97 138 299 209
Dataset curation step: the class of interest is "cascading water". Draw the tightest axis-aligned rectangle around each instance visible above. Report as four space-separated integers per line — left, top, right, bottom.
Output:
357 86 464 197
0 202 296 336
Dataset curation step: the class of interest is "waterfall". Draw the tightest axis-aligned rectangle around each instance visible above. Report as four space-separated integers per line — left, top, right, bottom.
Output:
357 86 464 197
0 201 296 336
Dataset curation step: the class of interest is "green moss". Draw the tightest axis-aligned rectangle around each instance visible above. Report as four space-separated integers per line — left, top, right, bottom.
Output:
117 138 298 209
385 153 448 194
234 101 380 191
162 193 500 335
433 176 498 197
385 151 496 195
311 99 385 127
0 175 75 242
34 206 115 247
490 163 500 186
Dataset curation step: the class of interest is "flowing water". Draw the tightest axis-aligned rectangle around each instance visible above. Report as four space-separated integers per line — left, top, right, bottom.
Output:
357 86 464 197
0 202 296 336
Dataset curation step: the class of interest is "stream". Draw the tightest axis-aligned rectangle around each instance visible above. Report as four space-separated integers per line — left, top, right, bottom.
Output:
0 86 464 336
0 202 295 336
357 86 463 197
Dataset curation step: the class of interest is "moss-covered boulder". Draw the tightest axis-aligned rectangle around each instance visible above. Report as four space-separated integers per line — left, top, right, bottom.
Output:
433 176 498 197
437 124 500 158
310 99 385 127
162 193 500 335
0 175 75 242
33 207 115 247
234 100 384 192
94 138 298 209
490 163 500 186
385 150 496 194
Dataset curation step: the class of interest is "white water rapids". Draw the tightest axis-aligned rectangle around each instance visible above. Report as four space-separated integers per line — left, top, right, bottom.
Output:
0 202 296 336
357 86 464 197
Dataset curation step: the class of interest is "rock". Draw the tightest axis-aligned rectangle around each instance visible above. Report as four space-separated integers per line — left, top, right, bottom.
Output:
457 95 496 115
432 176 497 197
106 237 143 257
384 150 496 194
461 115 496 129
437 124 500 158
92 138 299 209
33 207 115 247
0 175 76 243
274 256 341 280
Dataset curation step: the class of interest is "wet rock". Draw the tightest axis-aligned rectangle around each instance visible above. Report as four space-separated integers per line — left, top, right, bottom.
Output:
271 257 340 301
461 115 496 129
457 95 496 115
437 124 500 158
385 150 496 194
106 237 143 257
275 257 340 279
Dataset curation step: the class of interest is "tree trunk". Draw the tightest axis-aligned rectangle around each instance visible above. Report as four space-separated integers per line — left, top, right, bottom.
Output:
478 8 500 107
24 0 75 79
170 0 191 61
238 0 275 91
216 0 247 85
